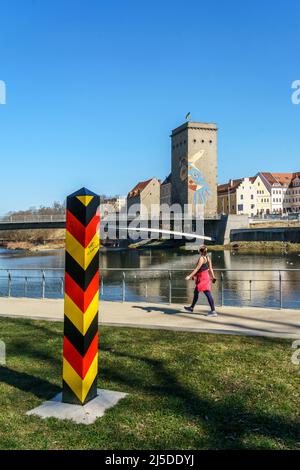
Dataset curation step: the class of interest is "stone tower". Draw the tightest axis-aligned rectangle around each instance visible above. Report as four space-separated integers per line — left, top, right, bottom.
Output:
171 121 218 217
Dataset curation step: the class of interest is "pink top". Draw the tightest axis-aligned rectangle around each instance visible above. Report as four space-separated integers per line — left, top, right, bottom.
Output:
194 257 211 292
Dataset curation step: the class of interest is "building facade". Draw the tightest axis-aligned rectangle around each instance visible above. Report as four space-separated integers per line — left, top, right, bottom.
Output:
127 178 160 218
218 177 257 216
258 173 291 214
284 172 300 213
171 122 218 217
100 196 126 216
160 174 172 206
218 172 300 216
218 179 240 215
252 174 271 214
259 172 284 214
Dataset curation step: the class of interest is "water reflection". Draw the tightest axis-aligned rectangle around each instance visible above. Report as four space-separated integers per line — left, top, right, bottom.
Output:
0 248 299 308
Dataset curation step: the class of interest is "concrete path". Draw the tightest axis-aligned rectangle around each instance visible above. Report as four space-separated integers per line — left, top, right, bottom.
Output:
0 297 299 339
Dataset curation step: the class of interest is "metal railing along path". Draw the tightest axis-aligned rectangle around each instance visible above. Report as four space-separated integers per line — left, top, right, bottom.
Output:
0 268 299 309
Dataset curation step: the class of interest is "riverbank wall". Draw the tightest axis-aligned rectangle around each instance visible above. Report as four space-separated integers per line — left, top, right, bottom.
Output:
204 214 250 245
231 227 300 243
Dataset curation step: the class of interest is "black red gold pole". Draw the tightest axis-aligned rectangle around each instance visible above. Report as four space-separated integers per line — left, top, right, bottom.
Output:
62 187 100 405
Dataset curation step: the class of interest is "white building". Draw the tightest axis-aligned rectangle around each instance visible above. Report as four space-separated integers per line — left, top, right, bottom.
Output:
284 173 300 213
259 173 293 214
100 196 126 216
218 177 257 216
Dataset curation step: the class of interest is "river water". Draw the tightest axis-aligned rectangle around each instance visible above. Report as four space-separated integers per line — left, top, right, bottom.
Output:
0 248 299 309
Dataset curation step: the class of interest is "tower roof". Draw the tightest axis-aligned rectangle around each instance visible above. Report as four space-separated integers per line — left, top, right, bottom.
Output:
171 121 218 137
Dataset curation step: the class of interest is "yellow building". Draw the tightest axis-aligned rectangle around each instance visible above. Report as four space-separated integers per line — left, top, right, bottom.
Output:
252 174 271 215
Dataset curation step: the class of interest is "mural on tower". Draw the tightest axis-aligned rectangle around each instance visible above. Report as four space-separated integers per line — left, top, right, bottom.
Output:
179 150 211 205
179 155 188 182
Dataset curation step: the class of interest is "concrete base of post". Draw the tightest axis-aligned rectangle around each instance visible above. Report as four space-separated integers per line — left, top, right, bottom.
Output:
26 388 127 425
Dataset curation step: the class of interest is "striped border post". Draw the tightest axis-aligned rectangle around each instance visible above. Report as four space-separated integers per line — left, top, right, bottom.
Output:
62 187 100 405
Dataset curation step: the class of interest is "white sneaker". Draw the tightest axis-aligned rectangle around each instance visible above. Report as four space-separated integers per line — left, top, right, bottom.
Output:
206 311 218 317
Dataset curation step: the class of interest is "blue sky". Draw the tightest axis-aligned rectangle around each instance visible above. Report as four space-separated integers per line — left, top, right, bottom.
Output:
0 0 299 214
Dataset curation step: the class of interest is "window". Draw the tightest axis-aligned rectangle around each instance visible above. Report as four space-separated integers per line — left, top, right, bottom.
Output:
193 139 196 143
251 204 255 209
238 204 243 211
251 194 254 199
240 194 244 199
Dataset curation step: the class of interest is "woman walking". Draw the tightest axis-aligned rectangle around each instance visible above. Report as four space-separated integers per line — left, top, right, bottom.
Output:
184 245 217 316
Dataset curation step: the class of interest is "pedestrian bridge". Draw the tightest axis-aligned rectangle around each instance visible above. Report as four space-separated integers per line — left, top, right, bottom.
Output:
0 214 222 243
0 215 66 230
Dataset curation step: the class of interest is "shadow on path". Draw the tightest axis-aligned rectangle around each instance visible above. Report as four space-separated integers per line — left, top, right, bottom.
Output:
132 305 181 315
131 305 297 336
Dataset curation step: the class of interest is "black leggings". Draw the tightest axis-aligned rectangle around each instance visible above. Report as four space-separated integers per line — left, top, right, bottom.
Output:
191 287 215 311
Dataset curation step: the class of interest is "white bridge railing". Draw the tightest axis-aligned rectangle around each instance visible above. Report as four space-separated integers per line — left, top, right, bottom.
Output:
0 215 66 223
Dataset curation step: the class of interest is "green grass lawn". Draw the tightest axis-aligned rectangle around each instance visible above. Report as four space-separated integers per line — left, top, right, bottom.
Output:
0 317 299 450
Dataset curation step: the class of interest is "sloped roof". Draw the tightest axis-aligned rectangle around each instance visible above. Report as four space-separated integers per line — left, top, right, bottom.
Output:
128 178 153 198
217 177 255 194
218 172 300 194
271 173 294 186
290 172 300 186
217 179 242 194
260 172 294 187
260 172 278 185
161 174 171 185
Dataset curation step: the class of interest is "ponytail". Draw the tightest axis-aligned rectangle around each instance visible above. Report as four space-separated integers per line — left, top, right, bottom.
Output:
199 245 208 256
